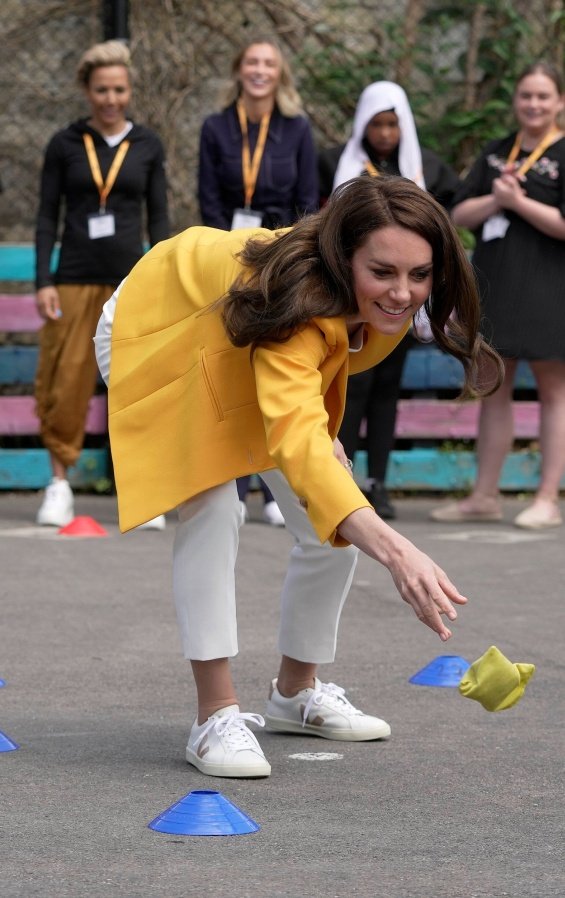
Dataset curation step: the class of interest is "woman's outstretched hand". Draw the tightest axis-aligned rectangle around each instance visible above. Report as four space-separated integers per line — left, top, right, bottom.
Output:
337 506 467 640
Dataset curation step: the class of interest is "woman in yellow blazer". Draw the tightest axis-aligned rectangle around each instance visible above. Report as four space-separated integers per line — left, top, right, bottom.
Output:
95 176 502 779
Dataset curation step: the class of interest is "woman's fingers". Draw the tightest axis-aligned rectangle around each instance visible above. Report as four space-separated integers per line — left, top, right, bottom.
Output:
405 585 453 640
395 559 468 640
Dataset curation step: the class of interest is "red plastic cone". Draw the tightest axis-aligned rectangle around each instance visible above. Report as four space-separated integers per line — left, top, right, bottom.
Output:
58 516 108 537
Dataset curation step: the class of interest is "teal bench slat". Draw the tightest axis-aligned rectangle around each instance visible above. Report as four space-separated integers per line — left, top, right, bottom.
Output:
0 448 108 489
352 448 561 491
0 246 59 282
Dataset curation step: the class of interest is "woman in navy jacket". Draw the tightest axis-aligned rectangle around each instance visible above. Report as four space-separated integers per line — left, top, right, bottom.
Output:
198 37 318 231
198 36 318 524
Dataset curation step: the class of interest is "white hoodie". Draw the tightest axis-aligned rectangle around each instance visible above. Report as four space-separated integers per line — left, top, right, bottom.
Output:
333 81 426 190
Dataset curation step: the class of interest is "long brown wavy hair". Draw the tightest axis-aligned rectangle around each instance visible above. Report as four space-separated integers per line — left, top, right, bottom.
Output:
221 176 503 399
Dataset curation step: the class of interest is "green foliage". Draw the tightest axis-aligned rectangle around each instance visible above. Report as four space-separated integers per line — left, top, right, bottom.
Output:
299 1 564 173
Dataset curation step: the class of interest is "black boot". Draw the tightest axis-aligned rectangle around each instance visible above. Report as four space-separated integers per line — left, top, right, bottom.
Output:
366 481 396 520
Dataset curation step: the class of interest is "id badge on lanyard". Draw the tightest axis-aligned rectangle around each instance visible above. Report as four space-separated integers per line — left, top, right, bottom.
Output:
482 213 510 242
88 211 116 239
231 208 263 230
482 128 561 242
232 101 270 231
83 133 129 240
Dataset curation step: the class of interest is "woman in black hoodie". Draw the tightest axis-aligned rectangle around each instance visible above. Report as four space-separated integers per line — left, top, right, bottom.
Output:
34 40 169 527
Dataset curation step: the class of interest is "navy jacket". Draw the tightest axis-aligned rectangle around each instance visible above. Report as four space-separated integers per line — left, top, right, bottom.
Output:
198 103 318 229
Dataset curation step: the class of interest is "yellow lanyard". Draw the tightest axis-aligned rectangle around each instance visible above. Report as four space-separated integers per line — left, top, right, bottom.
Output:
83 133 130 212
236 99 271 208
365 160 380 178
506 129 560 177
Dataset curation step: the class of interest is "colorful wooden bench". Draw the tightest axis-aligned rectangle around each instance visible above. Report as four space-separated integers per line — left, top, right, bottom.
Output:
0 244 547 492
0 247 109 490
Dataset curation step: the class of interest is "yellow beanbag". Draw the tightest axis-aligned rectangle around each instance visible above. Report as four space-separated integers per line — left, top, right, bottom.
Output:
458 645 535 712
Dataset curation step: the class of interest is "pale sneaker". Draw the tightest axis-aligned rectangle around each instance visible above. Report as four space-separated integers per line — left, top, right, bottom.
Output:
36 477 74 527
262 500 285 527
136 514 166 531
265 677 391 741
239 501 249 524
186 704 271 778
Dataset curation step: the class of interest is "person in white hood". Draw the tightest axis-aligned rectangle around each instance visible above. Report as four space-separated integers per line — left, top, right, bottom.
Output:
319 81 460 519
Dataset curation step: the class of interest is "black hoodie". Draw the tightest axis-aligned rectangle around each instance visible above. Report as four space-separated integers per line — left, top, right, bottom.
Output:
35 118 169 289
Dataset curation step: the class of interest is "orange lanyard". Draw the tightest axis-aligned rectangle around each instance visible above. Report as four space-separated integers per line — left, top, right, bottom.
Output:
83 133 130 211
365 160 380 178
236 99 271 208
506 129 560 177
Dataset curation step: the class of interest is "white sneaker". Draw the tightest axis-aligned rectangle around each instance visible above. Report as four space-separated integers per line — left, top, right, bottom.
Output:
135 514 166 531
36 477 74 527
186 704 271 778
239 501 249 524
265 677 391 741
262 500 285 526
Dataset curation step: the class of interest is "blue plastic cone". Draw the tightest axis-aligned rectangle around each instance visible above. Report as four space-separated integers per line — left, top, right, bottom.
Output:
0 730 19 752
409 655 471 687
148 789 260 836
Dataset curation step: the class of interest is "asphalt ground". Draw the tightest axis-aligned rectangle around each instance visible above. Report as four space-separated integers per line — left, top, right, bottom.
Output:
1 491 563 898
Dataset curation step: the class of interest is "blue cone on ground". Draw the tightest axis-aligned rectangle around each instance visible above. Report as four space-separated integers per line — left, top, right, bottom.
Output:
409 655 471 687
0 730 19 752
148 789 260 836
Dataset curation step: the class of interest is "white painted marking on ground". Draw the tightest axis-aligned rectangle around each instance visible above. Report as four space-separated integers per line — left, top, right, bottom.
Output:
430 529 555 544
0 526 115 539
0 526 61 539
288 752 344 761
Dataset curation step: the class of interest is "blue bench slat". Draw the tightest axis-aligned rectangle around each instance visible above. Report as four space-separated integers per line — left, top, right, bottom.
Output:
0 344 541 392
401 348 536 391
0 448 108 489
0 346 103 386
0 346 38 382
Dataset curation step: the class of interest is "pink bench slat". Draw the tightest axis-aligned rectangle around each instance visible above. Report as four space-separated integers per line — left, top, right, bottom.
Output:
394 399 539 439
0 395 107 435
0 294 43 331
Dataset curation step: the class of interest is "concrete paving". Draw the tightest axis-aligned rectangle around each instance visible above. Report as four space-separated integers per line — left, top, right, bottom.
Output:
1 491 563 897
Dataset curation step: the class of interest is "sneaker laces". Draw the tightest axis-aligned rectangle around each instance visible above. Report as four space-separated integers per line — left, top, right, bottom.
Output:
194 710 265 751
301 681 363 726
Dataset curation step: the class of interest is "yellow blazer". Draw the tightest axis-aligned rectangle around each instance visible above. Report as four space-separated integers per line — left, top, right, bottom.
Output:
109 226 409 543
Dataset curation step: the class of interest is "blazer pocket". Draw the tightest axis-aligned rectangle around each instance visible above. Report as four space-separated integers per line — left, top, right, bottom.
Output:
200 346 257 421
200 348 224 422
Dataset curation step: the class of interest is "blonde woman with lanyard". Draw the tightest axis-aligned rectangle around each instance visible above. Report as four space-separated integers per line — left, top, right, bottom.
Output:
198 35 318 524
319 81 460 518
431 61 565 529
34 40 169 528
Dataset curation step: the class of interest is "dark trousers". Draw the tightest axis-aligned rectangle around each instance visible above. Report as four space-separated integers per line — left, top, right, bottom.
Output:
338 336 411 482
236 476 275 504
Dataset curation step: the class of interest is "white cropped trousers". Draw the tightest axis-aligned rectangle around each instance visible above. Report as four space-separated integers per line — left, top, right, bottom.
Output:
173 468 359 663
94 291 359 664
